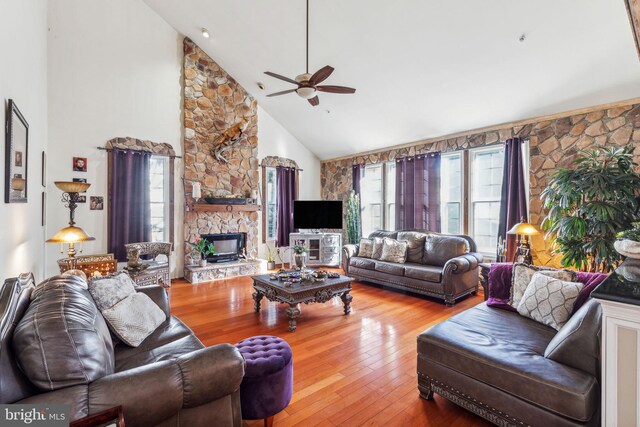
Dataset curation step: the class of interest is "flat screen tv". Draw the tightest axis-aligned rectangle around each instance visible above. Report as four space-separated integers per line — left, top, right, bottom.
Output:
293 200 343 229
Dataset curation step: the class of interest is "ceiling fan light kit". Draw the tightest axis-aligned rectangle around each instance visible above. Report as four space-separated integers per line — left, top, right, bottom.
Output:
264 0 356 106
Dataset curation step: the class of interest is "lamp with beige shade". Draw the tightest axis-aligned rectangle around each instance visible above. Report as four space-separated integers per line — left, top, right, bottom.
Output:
507 219 540 265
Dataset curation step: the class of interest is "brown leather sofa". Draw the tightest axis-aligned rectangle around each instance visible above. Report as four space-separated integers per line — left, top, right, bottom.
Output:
342 230 483 306
0 273 245 427
418 299 602 426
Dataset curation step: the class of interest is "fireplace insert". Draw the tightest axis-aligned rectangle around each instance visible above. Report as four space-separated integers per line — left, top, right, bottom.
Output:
200 232 246 263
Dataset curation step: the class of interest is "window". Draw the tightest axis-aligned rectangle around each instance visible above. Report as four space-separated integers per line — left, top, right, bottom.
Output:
265 167 277 241
469 147 504 255
440 153 463 234
149 156 171 242
360 162 396 236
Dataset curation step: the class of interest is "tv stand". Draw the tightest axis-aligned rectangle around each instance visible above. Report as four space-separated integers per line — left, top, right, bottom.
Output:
290 232 342 267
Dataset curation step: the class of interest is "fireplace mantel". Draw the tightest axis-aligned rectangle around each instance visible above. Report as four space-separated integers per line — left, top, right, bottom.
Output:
193 204 260 213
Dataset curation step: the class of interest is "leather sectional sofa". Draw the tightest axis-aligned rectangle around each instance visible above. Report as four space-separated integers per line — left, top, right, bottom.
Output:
418 269 604 426
0 273 245 427
342 230 483 306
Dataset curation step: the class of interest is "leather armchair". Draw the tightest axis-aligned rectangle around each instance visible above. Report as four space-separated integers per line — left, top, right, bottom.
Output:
1 275 245 427
342 244 359 274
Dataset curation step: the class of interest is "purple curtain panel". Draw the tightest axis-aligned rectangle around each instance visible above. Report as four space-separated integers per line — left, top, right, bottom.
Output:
498 138 528 262
352 164 361 195
108 149 151 261
395 154 441 231
276 166 297 247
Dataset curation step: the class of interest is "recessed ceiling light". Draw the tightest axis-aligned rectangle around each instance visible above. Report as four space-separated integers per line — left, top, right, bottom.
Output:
519 34 526 42
201 28 210 39
326 110 330 114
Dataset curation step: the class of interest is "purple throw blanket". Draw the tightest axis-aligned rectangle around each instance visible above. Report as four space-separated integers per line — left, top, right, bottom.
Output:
487 263 608 314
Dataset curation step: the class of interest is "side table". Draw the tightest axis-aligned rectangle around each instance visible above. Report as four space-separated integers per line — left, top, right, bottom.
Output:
479 262 491 301
70 406 125 427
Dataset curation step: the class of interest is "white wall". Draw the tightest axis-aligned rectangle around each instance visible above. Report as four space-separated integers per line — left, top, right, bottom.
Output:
0 0 48 281
257 106 321 259
46 0 183 277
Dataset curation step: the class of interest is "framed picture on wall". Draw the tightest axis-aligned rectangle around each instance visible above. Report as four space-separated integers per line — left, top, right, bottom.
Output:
5 99 29 203
73 157 87 172
90 196 103 210
73 178 87 183
41 151 46 187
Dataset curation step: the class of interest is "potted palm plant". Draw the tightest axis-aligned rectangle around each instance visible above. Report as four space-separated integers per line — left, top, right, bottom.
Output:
541 145 640 272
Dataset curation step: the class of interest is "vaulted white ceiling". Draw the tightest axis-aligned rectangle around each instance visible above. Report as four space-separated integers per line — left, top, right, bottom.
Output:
145 0 640 160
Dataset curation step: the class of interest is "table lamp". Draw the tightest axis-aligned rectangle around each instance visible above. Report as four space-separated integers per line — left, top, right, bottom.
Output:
46 181 95 269
507 218 539 265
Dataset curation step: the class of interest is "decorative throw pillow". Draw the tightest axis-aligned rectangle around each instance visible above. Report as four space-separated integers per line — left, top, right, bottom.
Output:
358 238 373 258
510 263 576 309
101 293 167 347
517 273 583 331
88 272 166 347
380 238 408 264
372 237 384 260
397 231 427 264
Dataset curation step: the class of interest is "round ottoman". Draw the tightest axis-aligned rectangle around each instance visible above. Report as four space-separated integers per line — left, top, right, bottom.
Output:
236 336 293 425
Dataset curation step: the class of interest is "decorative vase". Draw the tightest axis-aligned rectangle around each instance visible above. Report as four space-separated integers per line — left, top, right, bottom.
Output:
199 258 208 267
614 239 640 259
293 253 306 269
267 261 276 270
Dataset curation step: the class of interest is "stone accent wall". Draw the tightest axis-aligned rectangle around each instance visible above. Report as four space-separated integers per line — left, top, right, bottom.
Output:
183 38 259 260
321 103 640 266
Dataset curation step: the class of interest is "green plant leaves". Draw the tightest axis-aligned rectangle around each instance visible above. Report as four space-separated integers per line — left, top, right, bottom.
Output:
541 145 640 272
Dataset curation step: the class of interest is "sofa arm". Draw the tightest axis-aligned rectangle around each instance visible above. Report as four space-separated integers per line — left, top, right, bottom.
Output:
342 244 359 274
136 285 170 317
89 360 184 426
176 344 245 408
444 253 483 274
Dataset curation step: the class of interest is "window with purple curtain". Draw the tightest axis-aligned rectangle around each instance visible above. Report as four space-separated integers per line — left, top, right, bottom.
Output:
395 153 441 231
276 166 297 247
498 138 528 262
108 149 151 261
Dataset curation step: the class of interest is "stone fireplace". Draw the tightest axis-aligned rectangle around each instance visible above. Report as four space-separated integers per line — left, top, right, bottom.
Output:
182 37 260 269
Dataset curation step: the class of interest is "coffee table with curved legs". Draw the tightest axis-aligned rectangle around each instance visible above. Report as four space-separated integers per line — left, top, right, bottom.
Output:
251 273 353 332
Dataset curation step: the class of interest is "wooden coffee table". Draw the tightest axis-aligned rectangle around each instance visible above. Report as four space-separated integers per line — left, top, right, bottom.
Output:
251 273 353 332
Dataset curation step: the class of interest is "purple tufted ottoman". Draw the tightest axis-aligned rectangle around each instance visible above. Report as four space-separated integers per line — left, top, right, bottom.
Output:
236 336 293 426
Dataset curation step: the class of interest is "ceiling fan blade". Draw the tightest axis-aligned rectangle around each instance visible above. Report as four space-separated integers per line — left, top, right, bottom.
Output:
266 89 297 97
308 66 334 85
264 71 300 86
316 85 356 94
308 96 319 106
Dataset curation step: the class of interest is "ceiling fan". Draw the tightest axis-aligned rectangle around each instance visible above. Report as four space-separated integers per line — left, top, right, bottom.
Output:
264 0 356 107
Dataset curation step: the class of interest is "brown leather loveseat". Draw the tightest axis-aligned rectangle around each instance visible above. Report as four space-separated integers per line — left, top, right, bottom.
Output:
342 230 483 306
0 273 245 426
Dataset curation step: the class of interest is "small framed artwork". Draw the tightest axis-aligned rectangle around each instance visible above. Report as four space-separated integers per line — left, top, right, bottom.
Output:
90 196 104 210
73 157 87 172
77 195 86 203
5 99 29 203
73 178 87 183
41 151 46 187
41 192 46 226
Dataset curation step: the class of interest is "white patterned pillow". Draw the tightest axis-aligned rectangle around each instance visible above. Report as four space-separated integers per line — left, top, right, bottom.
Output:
101 293 166 347
88 271 136 311
358 238 373 258
517 273 583 331
380 238 408 264
371 237 384 260
510 263 576 309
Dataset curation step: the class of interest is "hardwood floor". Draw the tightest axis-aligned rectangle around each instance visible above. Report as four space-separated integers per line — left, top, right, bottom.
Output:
168 274 492 427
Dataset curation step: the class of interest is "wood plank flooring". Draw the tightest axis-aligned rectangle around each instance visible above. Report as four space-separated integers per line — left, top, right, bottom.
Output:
168 274 492 427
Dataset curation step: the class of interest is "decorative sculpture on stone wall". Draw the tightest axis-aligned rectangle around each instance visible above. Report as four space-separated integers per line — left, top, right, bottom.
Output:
211 119 249 163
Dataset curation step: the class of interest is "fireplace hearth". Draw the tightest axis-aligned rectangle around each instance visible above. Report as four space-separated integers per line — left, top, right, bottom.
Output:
201 232 246 263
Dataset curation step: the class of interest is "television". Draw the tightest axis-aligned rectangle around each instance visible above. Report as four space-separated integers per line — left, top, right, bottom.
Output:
293 200 343 229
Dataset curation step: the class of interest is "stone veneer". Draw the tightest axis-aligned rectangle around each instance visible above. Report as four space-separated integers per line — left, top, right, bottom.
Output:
183 38 259 262
321 102 640 266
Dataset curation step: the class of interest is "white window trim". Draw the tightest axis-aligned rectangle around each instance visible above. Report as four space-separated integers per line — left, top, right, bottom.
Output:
149 155 171 243
468 145 505 258
265 166 277 242
440 152 464 236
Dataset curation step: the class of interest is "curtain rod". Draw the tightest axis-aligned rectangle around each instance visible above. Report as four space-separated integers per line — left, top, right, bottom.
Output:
260 163 304 172
97 147 182 159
